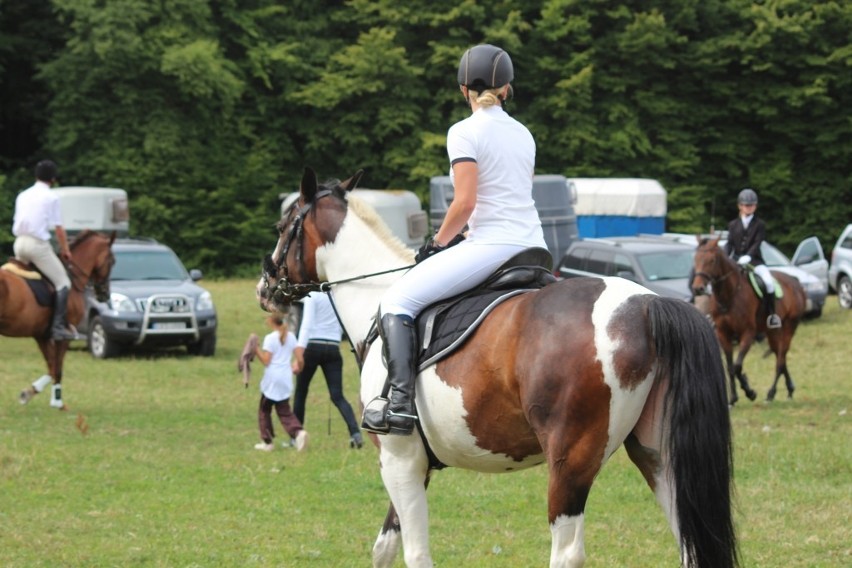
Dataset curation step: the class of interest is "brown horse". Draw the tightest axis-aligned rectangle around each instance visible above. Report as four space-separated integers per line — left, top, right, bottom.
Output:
3 230 116 409
691 236 807 404
255 168 739 568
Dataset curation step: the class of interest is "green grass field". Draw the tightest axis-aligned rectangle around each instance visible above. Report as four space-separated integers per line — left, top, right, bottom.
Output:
1 279 849 567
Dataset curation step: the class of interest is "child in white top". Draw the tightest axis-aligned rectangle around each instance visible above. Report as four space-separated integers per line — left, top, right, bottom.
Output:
253 315 308 451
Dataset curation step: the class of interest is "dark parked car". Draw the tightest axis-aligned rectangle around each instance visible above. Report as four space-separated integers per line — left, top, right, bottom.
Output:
80 238 217 358
554 237 696 302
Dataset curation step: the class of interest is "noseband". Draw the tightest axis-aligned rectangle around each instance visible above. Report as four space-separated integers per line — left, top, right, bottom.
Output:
263 188 336 302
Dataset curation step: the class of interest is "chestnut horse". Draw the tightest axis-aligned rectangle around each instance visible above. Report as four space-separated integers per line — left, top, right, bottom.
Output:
691 236 807 404
257 169 738 568
3 230 115 409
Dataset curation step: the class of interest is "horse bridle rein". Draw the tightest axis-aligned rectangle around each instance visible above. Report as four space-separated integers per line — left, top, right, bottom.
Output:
694 250 736 290
66 248 114 295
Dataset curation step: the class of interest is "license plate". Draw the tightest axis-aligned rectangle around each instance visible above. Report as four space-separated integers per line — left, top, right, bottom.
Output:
152 322 186 330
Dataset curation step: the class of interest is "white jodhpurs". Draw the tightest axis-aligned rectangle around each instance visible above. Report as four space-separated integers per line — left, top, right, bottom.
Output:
380 241 529 318
14 235 70 289
753 264 775 294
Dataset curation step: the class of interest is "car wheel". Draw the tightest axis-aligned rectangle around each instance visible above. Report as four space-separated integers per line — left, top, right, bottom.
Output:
838 275 852 309
187 333 216 357
88 316 122 359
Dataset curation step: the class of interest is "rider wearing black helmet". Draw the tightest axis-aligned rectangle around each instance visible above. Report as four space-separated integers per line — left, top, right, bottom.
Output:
361 44 546 436
725 188 782 329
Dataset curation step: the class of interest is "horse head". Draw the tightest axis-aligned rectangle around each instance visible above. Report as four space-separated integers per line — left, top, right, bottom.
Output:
256 167 363 313
68 230 116 303
691 235 734 297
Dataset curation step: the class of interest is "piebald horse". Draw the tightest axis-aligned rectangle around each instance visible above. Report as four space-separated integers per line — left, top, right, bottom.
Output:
257 168 738 568
3 230 115 408
691 235 807 404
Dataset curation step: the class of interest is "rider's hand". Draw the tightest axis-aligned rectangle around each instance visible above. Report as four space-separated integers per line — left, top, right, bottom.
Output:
415 233 466 264
415 239 445 264
737 254 751 266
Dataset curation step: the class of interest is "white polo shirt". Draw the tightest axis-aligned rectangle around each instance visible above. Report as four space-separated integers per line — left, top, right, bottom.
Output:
446 106 544 248
13 181 62 241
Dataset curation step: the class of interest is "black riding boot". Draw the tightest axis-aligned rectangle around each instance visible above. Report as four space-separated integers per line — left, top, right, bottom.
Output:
765 293 781 329
361 313 418 436
51 287 76 341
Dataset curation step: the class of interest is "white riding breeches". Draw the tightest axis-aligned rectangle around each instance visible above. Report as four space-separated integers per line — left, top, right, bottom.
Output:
753 264 774 294
380 241 530 318
13 235 70 289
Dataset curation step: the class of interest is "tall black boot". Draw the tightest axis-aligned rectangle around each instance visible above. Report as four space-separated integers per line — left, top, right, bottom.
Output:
51 287 76 341
361 313 418 435
765 292 781 329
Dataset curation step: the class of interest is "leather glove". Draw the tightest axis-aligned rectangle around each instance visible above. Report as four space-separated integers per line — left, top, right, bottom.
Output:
415 233 466 264
415 239 445 264
737 254 751 266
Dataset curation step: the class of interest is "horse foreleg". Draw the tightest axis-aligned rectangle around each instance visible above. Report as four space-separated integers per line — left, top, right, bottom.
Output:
766 359 795 402
732 341 758 402
48 341 69 409
377 437 432 568
372 472 434 568
718 341 740 406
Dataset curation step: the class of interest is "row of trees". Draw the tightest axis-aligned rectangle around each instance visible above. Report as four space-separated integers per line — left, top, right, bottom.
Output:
1 0 850 275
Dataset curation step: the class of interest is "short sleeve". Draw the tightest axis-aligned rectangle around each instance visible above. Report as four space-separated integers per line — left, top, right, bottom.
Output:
446 122 477 166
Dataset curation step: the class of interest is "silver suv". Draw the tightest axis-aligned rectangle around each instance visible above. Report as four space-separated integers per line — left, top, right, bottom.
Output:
555 237 696 301
81 238 218 358
828 223 852 309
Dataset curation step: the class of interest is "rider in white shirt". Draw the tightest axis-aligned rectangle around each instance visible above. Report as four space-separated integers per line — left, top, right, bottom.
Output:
362 44 546 436
12 160 76 340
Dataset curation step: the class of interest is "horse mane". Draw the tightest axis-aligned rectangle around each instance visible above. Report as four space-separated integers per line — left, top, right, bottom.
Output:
345 193 415 262
70 229 98 249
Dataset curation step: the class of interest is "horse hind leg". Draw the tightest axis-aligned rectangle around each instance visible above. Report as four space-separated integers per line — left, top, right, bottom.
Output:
766 364 795 402
19 374 52 405
372 502 402 568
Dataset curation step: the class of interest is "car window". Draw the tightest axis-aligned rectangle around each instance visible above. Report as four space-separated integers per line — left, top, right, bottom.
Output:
793 238 821 264
760 243 791 267
111 250 189 281
840 233 852 250
588 249 613 275
613 253 633 275
637 250 695 281
564 248 589 271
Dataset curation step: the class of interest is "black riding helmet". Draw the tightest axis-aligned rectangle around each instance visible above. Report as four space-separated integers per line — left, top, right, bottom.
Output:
457 44 514 91
737 188 758 205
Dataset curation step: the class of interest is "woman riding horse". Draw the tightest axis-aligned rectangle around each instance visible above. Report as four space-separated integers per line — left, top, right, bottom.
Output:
362 44 548 436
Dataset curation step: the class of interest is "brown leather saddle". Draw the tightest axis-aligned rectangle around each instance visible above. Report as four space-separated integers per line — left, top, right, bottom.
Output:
1 258 55 306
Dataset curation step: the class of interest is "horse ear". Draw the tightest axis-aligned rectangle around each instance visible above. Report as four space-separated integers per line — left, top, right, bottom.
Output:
301 167 318 201
339 169 364 193
109 231 116 245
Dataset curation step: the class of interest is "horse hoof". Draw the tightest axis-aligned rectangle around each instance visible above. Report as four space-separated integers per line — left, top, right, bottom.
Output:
18 389 33 405
766 391 776 402
746 390 757 401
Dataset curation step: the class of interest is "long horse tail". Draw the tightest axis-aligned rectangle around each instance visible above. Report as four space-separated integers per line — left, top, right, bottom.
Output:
647 297 739 568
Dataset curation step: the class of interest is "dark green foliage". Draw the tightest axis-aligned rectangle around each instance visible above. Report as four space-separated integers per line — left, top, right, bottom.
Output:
1 0 849 274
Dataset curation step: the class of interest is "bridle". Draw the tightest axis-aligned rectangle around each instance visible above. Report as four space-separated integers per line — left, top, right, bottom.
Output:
261 188 414 304
693 248 736 290
66 237 115 299
262 188 334 302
